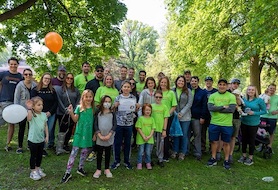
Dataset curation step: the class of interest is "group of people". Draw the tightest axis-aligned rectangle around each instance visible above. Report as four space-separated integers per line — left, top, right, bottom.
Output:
0 58 277 182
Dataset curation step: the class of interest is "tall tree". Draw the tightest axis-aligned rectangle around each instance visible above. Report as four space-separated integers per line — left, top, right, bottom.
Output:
118 19 159 70
165 0 278 93
0 0 127 76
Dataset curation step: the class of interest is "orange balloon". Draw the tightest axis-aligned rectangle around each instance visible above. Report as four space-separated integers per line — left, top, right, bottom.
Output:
44 32 63 53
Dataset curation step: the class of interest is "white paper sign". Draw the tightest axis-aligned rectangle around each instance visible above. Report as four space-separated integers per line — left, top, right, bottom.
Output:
118 99 136 112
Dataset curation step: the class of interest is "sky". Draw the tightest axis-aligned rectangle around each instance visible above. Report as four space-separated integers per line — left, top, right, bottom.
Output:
122 0 167 32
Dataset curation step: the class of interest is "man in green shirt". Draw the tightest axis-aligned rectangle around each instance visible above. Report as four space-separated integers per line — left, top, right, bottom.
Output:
74 62 94 93
260 83 278 152
207 79 236 170
136 70 146 93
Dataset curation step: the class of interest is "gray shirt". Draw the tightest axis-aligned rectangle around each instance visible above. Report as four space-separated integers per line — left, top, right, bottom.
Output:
94 112 116 146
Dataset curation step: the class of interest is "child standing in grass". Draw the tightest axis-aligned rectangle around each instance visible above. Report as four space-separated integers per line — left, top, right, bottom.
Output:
136 103 156 170
26 96 49 181
61 90 94 183
93 95 116 178
111 80 139 170
151 90 169 167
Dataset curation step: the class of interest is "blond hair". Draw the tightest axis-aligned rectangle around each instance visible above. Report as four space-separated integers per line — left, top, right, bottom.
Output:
79 89 94 112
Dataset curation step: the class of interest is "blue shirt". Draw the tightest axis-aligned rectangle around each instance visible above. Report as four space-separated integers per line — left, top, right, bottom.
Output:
241 97 266 126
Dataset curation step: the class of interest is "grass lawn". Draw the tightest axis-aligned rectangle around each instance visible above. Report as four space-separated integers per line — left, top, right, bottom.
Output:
0 124 277 190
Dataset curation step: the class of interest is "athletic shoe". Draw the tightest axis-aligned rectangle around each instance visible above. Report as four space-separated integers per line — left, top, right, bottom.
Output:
42 150 48 157
171 152 177 159
110 162 120 170
37 168 46 177
16 148 23 154
163 159 169 163
178 153 185 160
124 162 132 170
207 157 217 167
77 168 87 176
61 173 72 183
137 163 142 170
146 163 152 170
104 170 113 178
216 152 221 161
64 145 71 152
157 161 164 167
244 158 254 166
223 160 231 170
5 145 12 152
93 170 101 178
30 171 41 181
86 151 96 161
237 156 246 164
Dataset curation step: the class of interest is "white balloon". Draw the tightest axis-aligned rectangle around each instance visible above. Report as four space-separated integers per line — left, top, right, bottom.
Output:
2 104 28 124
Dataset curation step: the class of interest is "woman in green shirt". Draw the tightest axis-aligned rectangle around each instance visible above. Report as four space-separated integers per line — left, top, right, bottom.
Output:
94 74 119 106
157 76 177 161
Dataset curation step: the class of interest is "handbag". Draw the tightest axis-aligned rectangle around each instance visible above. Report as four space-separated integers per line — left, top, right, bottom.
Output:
169 112 183 137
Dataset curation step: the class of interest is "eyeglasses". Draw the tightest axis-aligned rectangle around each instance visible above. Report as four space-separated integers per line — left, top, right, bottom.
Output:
155 96 163 99
67 77 74 80
24 73 33 76
43 77 51 80
96 70 104 73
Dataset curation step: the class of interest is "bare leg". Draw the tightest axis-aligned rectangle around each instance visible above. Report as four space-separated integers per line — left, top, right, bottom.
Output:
223 142 230 161
6 124 15 145
211 141 218 159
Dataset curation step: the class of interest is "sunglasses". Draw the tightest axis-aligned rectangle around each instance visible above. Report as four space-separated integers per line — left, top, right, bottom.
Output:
24 73 33 76
155 96 162 99
96 70 104 73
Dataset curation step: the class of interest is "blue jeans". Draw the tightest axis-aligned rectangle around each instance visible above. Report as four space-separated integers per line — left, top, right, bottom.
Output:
173 121 190 154
137 143 152 164
47 114 56 146
113 125 132 163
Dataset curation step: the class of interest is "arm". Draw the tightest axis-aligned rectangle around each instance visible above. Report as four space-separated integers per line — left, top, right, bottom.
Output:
13 83 21 104
208 103 225 112
137 128 148 142
68 104 79 123
250 99 267 116
169 106 176 115
162 117 168 137
220 104 237 113
44 122 49 144
179 90 193 116
56 88 67 113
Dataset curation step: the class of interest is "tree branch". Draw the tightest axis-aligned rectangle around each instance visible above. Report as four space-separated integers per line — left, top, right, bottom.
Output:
0 0 38 22
57 0 72 24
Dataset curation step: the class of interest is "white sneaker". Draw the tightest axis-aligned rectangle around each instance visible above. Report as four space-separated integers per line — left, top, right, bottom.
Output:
30 171 41 180
37 168 46 177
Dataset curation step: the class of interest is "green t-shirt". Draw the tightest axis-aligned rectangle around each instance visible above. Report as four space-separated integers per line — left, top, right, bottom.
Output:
74 73 94 93
94 86 119 105
151 103 170 132
73 106 94 148
162 90 178 113
136 82 145 93
136 116 156 145
28 112 48 143
261 94 278 119
209 91 236 126
176 88 182 101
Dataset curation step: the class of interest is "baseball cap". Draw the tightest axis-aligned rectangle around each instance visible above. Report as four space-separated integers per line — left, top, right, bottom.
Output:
231 78 241 84
205 76 213 81
58 65 66 72
184 70 191 74
218 78 228 84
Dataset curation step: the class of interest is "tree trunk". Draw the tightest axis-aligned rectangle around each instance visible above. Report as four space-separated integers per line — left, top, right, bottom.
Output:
250 55 261 94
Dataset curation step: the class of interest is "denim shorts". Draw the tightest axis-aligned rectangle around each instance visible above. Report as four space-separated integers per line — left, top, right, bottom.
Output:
209 124 233 143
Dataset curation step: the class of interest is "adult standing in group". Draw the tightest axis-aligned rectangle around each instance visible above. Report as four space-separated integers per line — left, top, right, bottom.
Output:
128 68 135 80
189 76 207 160
238 85 266 165
85 65 104 94
157 76 177 162
74 62 94 94
56 73 80 155
183 70 192 89
14 68 37 154
104 67 111 76
52 65 67 86
228 78 242 163
202 77 218 153
115 66 127 91
207 79 236 170
0 57 23 151
172 75 193 160
260 83 278 153
31 73 58 156
94 74 119 106
136 70 146 93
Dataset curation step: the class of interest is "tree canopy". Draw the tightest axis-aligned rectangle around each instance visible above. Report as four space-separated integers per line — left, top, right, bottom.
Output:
118 19 159 70
165 0 278 92
0 0 127 75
